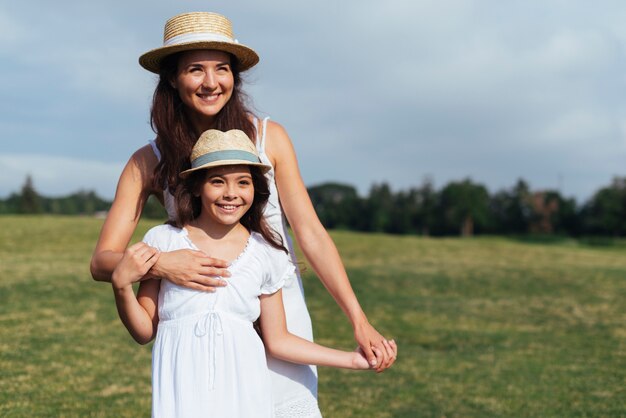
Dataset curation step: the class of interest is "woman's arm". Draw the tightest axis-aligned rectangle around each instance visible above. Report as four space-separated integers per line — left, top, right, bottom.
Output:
260 290 394 369
266 121 396 371
111 242 161 344
90 145 230 290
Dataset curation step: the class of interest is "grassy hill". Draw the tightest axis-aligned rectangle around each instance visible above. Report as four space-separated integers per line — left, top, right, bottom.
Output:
0 216 624 417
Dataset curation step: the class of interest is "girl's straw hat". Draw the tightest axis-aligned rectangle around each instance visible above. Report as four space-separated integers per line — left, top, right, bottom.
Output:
180 129 271 178
139 12 259 73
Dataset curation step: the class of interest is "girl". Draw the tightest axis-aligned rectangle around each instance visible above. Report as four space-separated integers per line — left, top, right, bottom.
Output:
111 129 396 418
92 12 396 416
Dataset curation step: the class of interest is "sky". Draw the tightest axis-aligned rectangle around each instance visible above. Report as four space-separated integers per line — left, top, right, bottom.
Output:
2 0 626 203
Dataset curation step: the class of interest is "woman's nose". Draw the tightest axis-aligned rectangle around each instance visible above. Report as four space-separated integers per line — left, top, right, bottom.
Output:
202 70 218 89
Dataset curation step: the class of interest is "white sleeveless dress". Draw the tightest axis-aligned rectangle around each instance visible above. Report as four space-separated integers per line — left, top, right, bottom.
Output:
145 226 292 418
149 117 322 417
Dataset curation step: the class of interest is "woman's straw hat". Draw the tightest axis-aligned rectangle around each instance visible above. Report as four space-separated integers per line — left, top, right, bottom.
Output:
139 12 259 73
180 129 271 178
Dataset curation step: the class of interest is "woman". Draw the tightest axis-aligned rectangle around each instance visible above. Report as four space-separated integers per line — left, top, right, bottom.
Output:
91 12 396 417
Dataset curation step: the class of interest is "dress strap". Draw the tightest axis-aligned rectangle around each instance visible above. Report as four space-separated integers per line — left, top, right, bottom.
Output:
255 116 270 153
148 139 162 161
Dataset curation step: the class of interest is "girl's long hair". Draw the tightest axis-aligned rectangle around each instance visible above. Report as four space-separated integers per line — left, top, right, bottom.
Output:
169 166 287 253
151 52 257 192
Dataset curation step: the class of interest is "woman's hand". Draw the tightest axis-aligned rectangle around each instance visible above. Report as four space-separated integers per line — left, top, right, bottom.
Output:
112 242 160 290
354 320 397 373
149 249 231 292
351 342 396 370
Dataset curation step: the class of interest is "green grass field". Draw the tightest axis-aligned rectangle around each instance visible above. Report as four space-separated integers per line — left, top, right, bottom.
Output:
0 216 625 417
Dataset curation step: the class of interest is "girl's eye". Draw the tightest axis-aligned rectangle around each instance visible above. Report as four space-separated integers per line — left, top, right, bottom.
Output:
239 180 251 186
210 179 224 185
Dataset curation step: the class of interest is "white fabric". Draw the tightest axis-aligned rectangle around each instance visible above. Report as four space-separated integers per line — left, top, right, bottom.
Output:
148 140 178 220
144 225 294 418
164 32 238 46
149 119 322 417
255 117 322 418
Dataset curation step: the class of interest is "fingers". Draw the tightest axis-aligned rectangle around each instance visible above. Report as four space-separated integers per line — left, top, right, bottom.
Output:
197 266 231 280
370 338 398 373
198 255 230 269
389 339 398 360
189 252 231 278
381 339 396 369
360 344 378 368
372 342 390 373
187 275 229 292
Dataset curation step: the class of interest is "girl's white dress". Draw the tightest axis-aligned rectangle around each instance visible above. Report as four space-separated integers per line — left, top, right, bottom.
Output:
149 115 322 417
143 225 294 418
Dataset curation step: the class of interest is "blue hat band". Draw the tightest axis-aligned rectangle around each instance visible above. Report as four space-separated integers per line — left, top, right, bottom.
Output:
191 150 260 168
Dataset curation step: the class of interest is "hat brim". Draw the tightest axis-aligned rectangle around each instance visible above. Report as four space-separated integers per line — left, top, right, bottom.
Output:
139 41 259 73
179 160 271 178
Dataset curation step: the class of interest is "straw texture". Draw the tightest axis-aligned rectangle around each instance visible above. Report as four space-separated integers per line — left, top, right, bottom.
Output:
180 129 271 177
139 12 259 73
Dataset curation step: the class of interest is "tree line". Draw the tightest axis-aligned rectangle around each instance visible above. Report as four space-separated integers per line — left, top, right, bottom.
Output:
307 177 626 237
4 175 626 237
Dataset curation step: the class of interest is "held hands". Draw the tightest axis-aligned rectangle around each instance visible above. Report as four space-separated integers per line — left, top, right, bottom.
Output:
112 242 160 290
354 320 398 373
352 341 397 370
150 249 231 292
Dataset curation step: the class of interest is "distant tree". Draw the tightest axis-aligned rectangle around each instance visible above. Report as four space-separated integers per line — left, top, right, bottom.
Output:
490 179 533 234
365 183 394 232
580 177 626 236
387 190 413 234
308 183 359 229
142 195 168 220
437 179 490 236
18 175 42 214
544 191 579 236
402 178 437 235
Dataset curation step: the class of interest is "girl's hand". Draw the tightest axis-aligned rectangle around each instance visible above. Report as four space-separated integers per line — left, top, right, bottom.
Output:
354 321 398 372
352 347 375 370
150 249 231 292
112 242 160 290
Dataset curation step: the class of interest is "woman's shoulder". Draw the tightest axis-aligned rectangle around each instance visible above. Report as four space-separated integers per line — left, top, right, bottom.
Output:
130 143 159 168
263 119 296 162
264 119 288 140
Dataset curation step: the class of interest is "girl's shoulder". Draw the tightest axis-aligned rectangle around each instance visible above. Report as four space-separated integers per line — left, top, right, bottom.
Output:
143 224 186 250
249 232 288 257
249 232 295 291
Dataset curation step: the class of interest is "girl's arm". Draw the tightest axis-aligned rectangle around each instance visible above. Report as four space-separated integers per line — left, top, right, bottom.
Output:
260 290 396 369
90 145 230 291
266 121 396 371
111 242 161 344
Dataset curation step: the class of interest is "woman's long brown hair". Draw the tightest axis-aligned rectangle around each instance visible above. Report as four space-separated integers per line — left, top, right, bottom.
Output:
150 52 257 192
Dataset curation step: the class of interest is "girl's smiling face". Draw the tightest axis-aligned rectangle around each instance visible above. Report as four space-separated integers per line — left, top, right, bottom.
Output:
197 165 254 228
173 49 235 132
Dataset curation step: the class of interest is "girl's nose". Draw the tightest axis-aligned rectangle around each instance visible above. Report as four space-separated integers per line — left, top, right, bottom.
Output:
223 184 237 199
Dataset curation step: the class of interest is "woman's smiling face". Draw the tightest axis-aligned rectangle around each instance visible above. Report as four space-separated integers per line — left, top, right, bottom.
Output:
173 50 235 132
